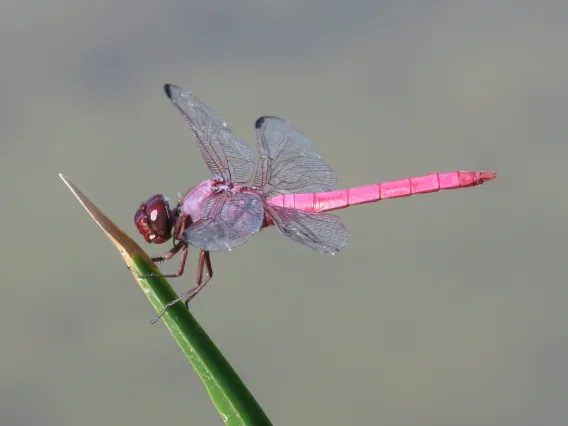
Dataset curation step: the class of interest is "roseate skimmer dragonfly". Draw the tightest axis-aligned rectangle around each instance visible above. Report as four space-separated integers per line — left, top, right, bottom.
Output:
135 84 496 322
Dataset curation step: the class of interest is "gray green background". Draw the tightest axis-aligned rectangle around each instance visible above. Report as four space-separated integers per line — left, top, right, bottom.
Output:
2 1 564 425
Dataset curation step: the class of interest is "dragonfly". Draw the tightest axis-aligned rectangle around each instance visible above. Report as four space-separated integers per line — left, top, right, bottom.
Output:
134 84 496 323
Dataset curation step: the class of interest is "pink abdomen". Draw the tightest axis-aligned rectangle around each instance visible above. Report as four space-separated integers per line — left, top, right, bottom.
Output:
266 171 496 213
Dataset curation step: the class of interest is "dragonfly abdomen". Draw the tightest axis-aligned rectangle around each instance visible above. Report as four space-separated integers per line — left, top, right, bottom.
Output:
267 171 496 213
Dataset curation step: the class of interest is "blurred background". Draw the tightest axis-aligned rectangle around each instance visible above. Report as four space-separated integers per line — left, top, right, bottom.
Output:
1 1 565 425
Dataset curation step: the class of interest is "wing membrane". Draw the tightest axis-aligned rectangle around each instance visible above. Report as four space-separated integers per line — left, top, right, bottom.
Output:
165 84 254 184
253 116 337 197
182 192 263 251
266 204 348 253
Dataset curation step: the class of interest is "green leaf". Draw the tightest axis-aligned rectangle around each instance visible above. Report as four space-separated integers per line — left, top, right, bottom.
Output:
60 174 273 426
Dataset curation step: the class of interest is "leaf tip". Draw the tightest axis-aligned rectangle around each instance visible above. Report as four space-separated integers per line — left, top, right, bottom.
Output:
59 173 76 196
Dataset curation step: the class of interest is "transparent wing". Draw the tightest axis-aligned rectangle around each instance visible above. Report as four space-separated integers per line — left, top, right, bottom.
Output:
266 205 348 253
165 84 255 184
253 116 337 198
181 192 264 252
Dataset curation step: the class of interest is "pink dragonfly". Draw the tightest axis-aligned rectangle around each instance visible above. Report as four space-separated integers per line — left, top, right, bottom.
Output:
135 84 496 322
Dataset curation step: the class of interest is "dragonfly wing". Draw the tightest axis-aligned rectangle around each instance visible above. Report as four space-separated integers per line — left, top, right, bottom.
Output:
164 84 254 184
182 192 264 252
253 116 337 197
266 204 348 253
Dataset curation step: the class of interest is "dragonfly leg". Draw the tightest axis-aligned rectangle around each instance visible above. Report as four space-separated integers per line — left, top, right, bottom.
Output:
137 242 189 279
184 250 213 307
149 250 213 324
150 241 183 263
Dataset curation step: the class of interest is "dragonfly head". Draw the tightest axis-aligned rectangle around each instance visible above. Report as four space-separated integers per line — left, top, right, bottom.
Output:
134 194 174 244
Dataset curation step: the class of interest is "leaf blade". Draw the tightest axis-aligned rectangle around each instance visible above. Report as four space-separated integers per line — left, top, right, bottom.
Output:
59 174 273 426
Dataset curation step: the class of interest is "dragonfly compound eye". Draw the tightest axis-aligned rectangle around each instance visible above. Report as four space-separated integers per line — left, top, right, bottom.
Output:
134 194 174 244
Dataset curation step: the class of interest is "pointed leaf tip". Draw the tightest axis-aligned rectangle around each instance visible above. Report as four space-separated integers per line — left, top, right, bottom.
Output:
59 174 152 264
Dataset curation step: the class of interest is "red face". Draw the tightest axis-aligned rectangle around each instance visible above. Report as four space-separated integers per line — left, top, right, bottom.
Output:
134 194 174 244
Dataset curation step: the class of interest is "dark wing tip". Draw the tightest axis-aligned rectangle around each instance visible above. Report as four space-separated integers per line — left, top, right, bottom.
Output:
163 84 173 98
255 116 284 129
254 117 266 129
163 84 181 99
